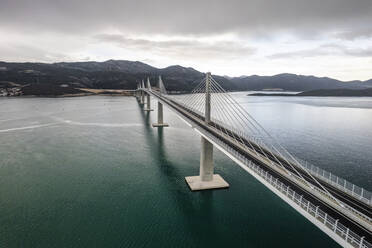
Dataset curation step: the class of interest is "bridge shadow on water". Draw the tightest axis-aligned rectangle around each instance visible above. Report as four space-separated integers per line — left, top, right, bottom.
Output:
135 98 220 241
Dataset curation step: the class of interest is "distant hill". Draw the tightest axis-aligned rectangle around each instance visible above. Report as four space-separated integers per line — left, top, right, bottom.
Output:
364 79 372 87
298 88 372 97
231 73 368 91
55 60 157 74
0 60 371 96
249 88 372 97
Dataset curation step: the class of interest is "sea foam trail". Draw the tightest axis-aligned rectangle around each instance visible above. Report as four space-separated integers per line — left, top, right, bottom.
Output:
53 117 142 128
0 123 58 133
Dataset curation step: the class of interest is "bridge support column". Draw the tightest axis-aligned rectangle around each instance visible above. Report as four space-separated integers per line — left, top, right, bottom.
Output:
200 136 214 181
140 80 145 104
185 136 229 191
185 72 229 191
152 101 168 127
140 91 144 104
144 93 153 111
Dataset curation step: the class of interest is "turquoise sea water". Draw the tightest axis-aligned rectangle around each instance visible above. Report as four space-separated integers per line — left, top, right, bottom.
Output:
0 94 371 247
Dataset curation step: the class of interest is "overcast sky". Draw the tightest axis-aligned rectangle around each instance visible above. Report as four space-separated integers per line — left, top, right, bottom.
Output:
1 0 372 80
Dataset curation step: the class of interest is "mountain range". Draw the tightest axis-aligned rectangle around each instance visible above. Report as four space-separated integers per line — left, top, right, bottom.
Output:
0 60 371 95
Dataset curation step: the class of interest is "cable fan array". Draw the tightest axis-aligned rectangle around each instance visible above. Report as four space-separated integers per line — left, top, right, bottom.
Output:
165 74 342 206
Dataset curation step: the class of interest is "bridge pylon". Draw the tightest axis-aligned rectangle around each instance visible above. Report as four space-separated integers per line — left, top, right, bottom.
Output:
144 77 154 111
152 76 168 127
185 72 229 191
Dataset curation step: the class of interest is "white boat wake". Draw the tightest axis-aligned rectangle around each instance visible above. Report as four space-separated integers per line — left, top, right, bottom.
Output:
0 118 142 133
53 117 142 128
0 123 58 133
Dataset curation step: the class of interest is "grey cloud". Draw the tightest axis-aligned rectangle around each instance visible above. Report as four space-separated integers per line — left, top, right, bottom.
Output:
0 44 70 62
268 44 372 59
343 48 372 57
335 27 372 40
94 34 255 59
1 0 372 37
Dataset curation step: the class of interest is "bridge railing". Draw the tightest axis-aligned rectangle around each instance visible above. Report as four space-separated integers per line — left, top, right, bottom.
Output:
296 158 372 206
234 151 371 248
235 124 372 207
206 132 371 248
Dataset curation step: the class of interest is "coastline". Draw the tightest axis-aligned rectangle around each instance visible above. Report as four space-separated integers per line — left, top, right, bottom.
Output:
248 88 372 97
0 89 136 98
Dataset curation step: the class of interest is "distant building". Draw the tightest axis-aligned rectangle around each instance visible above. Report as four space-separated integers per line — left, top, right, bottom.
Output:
0 89 7 96
0 87 22 96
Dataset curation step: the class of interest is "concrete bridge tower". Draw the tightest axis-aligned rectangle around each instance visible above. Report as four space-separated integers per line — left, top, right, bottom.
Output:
185 72 229 191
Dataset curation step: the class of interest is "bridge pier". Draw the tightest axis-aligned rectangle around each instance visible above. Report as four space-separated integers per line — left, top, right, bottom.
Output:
185 72 229 191
144 94 153 111
152 76 168 127
137 88 141 99
136 88 141 101
139 80 145 104
152 101 168 127
135 84 140 99
139 91 144 105
185 137 229 191
144 78 153 111
139 91 144 104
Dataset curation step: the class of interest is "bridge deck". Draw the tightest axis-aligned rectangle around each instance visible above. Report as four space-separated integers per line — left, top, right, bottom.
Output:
143 89 372 244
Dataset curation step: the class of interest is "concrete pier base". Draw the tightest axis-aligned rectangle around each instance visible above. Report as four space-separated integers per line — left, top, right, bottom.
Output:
152 123 169 127
186 136 229 191
185 174 229 191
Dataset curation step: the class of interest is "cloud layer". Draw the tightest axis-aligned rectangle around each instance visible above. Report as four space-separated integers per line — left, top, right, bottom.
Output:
94 34 255 60
0 0 372 80
1 0 372 36
269 44 372 59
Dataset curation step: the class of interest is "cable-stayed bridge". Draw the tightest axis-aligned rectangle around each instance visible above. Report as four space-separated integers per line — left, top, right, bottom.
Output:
135 73 372 248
